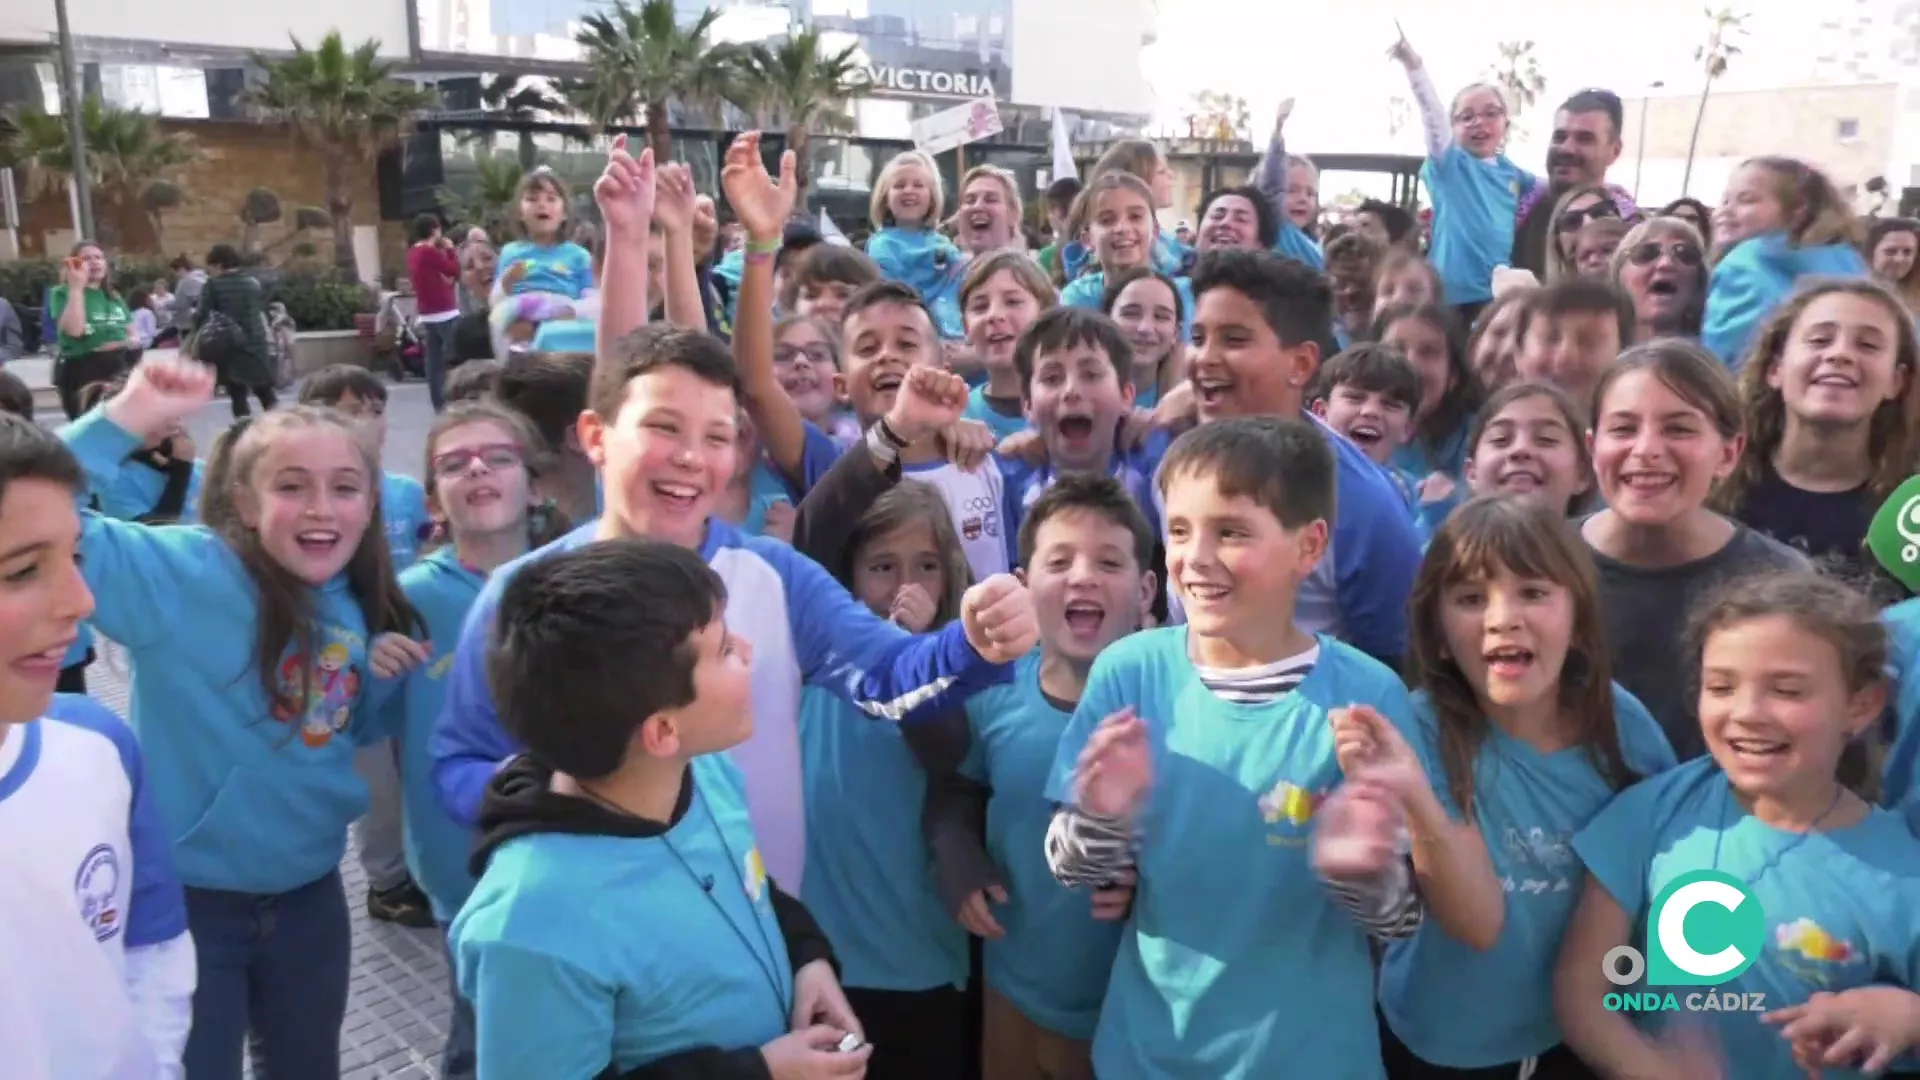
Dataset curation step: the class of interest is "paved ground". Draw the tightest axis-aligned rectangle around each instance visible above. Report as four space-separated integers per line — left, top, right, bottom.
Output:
82 373 456 1078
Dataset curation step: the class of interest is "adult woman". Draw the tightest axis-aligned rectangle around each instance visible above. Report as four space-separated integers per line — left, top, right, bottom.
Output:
1658 196 1714 250
951 165 1024 256
1865 216 1920 309
1608 216 1708 345
1545 183 1620 283
194 243 277 418
50 240 137 419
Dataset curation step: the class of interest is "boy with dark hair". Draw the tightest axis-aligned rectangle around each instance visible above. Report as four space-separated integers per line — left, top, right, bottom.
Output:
1311 342 1421 469
1180 247 1421 668
443 357 505 405
1323 231 1383 348
0 369 34 419
782 244 882 327
1512 278 1636 417
436 139 1039 904
454 539 868 1078
1044 416 1422 1080
0 415 195 1079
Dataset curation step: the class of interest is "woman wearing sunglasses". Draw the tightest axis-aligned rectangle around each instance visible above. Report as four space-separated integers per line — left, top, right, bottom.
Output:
1609 217 1708 343
1545 184 1621 283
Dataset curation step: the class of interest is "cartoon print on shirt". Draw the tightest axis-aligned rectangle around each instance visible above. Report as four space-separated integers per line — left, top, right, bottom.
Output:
1260 780 1327 847
270 630 364 747
1498 825 1576 897
1773 918 1863 990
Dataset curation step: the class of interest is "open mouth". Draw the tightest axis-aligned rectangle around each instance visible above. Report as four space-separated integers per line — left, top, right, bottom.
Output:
1620 471 1677 496
1346 422 1383 448
985 331 1017 350
1498 467 1545 492
1194 376 1233 410
1484 644 1534 679
1057 414 1096 441
464 486 502 507
1063 599 1107 636
1810 371 1859 390
1202 226 1241 248
296 529 341 557
651 481 701 513
872 371 904 394
1647 278 1679 297
13 639 76 678
966 211 994 231
1726 737 1789 760
1181 580 1231 605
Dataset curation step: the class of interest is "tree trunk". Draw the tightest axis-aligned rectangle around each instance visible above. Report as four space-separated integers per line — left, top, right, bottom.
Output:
646 101 672 161
1682 79 1714 195
789 124 810 214
322 154 356 275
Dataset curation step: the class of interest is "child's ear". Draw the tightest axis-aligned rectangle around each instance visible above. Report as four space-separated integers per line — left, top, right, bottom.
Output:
830 372 848 404
575 409 605 468
1135 570 1158 626
1844 678 1888 740
1310 397 1329 419
232 483 262 530
636 713 681 759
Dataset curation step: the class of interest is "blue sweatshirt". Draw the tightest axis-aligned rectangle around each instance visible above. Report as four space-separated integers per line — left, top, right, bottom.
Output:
381 472 431 570
62 410 395 894
866 226 965 338
1702 232 1868 369
431 518 1012 893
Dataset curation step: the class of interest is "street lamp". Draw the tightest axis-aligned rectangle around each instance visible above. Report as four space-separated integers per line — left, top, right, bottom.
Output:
1632 80 1665 203
53 0 94 239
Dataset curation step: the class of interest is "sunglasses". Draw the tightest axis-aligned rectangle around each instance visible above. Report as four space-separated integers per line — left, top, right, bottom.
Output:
1557 203 1619 233
431 444 525 479
1626 241 1703 268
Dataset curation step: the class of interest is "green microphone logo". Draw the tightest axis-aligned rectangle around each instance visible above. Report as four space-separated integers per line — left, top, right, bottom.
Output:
1867 477 1920 593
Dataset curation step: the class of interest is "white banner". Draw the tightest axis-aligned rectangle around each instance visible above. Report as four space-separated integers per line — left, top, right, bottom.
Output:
910 98 1004 156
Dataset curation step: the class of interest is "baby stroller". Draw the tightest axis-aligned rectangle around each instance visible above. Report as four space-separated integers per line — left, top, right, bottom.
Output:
376 288 426 381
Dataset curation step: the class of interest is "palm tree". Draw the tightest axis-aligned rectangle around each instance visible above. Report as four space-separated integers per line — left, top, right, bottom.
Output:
0 97 200 251
727 29 868 208
437 151 525 238
245 32 439 272
1683 7 1747 193
1488 40 1547 136
573 0 738 158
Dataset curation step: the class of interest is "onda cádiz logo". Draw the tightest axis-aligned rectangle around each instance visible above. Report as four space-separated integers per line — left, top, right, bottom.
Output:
1601 870 1768 1014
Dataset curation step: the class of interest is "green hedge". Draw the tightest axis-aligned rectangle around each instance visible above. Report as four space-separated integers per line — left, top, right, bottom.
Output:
0 258 377 332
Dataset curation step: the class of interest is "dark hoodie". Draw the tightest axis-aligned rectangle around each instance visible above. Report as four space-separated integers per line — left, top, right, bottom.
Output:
468 756 839 1080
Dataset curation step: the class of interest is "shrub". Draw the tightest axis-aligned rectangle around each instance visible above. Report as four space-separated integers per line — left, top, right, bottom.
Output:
265 272 377 331
0 258 375 333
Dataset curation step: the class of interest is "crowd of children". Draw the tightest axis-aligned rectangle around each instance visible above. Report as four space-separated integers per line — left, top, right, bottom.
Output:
13 25 1920 1080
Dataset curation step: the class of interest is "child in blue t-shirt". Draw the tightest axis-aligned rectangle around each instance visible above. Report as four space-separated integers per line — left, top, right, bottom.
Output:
958 475 1154 1075
960 251 1055 437
1375 496 1677 1074
866 150 965 338
1311 342 1425 514
451 540 869 1078
491 168 596 358
1558 571 1920 1080
1043 417 1424 1080
1061 173 1196 330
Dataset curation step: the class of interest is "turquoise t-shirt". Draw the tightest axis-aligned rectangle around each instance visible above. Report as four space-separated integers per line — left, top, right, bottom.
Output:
452 754 792 1076
1881 597 1920 829
495 239 594 300
866 226 965 338
961 652 1124 1039
1044 628 1416 1079
1574 757 1920 1080
1274 222 1325 272
382 472 431 570
963 384 1029 442
1423 145 1533 305
798 686 968 992
1378 686 1678 1067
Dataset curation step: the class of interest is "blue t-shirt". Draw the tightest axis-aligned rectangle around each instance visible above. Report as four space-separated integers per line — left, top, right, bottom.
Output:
1423 145 1533 306
866 226 964 338
1044 628 1415 1079
452 754 792 1077
1378 686 1677 1067
1274 222 1325 272
530 319 594 353
1574 757 1920 1080
495 240 594 301
1878 597 1920 830
798 687 967 993
962 652 1123 1039
739 421 841 536
382 472 431 570
963 384 1029 442
1701 233 1868 370
1001 449 1162 571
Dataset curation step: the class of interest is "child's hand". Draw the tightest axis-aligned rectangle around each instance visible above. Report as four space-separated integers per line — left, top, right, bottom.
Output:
1311 779 1403 880
1765 987 1920 1075
959 572 1038 663
941 418 996 472
1091 867 1137 921
1273 97 1296 136
106 355 216 438
994 429 1047 467
789 959 863 1040
651 161 697 236
156 428 195 465
1151 381 1197 432
1417 472 1455 506
760 1025 870 1080
1490 264 1539 298
368 634 432 679
1331 705 1427 790
886 367 968 446
888 582 937 633
721 131 799 240
1386 22 1420 68
760 499 796 542
957 883 1008 939
501 261 530 292
1075 707 1152 820
1117 407 1156 452
593 133 657 238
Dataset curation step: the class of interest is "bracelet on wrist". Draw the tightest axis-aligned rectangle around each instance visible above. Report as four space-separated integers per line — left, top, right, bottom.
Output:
745 235 781 256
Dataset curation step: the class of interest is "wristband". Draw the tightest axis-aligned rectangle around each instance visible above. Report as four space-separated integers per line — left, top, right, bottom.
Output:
745 235 781 257
864 420 901 467
875 417 909 449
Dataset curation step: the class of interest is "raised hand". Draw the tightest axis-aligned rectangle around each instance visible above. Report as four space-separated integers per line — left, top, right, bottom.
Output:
105 355 217 440
1387 22 1421 68
63 256 89 289
1273 97 1296 137
593 133 657 239
721 131 799 240
1312 780 1404 879
652 161 697 236
887 367 969 446
1075 707 1152 819
959 573 1038 663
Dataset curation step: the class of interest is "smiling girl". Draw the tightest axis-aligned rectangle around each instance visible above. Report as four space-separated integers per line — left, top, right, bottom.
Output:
1102 267 1186 409
1373 303 1485 487
490 169 595 360
1462 382 1595 516
961 251 1057 440
1579 340 1806 757
1715 279 1920 598
1061 175 1196 334
867 151 966 339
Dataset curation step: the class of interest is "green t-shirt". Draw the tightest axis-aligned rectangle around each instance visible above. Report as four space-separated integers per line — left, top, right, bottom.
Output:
49 285 131 358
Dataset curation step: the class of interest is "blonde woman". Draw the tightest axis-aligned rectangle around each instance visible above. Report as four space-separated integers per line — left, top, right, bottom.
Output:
1608 217 1707 342
952 165 1024 256
1544 183 1619 284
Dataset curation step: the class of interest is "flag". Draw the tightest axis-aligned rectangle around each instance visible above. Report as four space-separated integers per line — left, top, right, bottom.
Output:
1052 108 1077 183
818 208 850 247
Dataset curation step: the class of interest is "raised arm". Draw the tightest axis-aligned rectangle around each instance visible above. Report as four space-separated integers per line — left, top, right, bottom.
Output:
593 135 658 350
721 132 811 482
1253 99 1296 221
651 163 711 331
1390 32 1452 160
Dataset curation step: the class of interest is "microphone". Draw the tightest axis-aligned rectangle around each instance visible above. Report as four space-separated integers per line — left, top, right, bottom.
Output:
701 875 715 892
1867 476 1920 593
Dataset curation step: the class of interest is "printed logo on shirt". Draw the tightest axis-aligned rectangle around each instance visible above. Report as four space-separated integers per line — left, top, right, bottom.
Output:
1496 825 1576 898
270 626 365 749
74 843 122 942
1257 780 1326 847
959 495 1001 543
743 847 767 903
1774 918 1863 989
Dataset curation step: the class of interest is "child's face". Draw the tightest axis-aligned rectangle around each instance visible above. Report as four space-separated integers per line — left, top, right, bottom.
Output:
1027 510 1153 666
1089 189 1155 274
843 300 937 426
656 616 756 757
1374 266 1435 314
1436 562 1574 715
519 183 566 240
963 270 1042 374
773 320 843 423
1028 341 1134 473
886 164 934 226
1380 317 1453 419
1555 193 1613 263
1163 469 1323 640
1451 86 1508 158
1198 193 1262 252
1699 614 1880 806
1590 369 1738 528
330 389 388 457
1516 311 1621 414
796 279 857 326
1713 164 1788 252
851 519 945 622
1318 384 1412 466
430 420 533 542
1471 301 1526 391
240 428 375 586
1770 291 1908 430
1149 156 1175 207
1284 163 1319 228
1465 394 1590 511
1327 256 1375 331
1575 229 1622 278
582 365 740 550
958 178 1016 252
1110 276 1180 382
1872 228 1918 281
1189 286 1311 422
0 478 93 723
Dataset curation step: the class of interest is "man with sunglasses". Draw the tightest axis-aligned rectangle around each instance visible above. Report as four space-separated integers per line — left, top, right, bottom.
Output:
1511 89 1641 278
